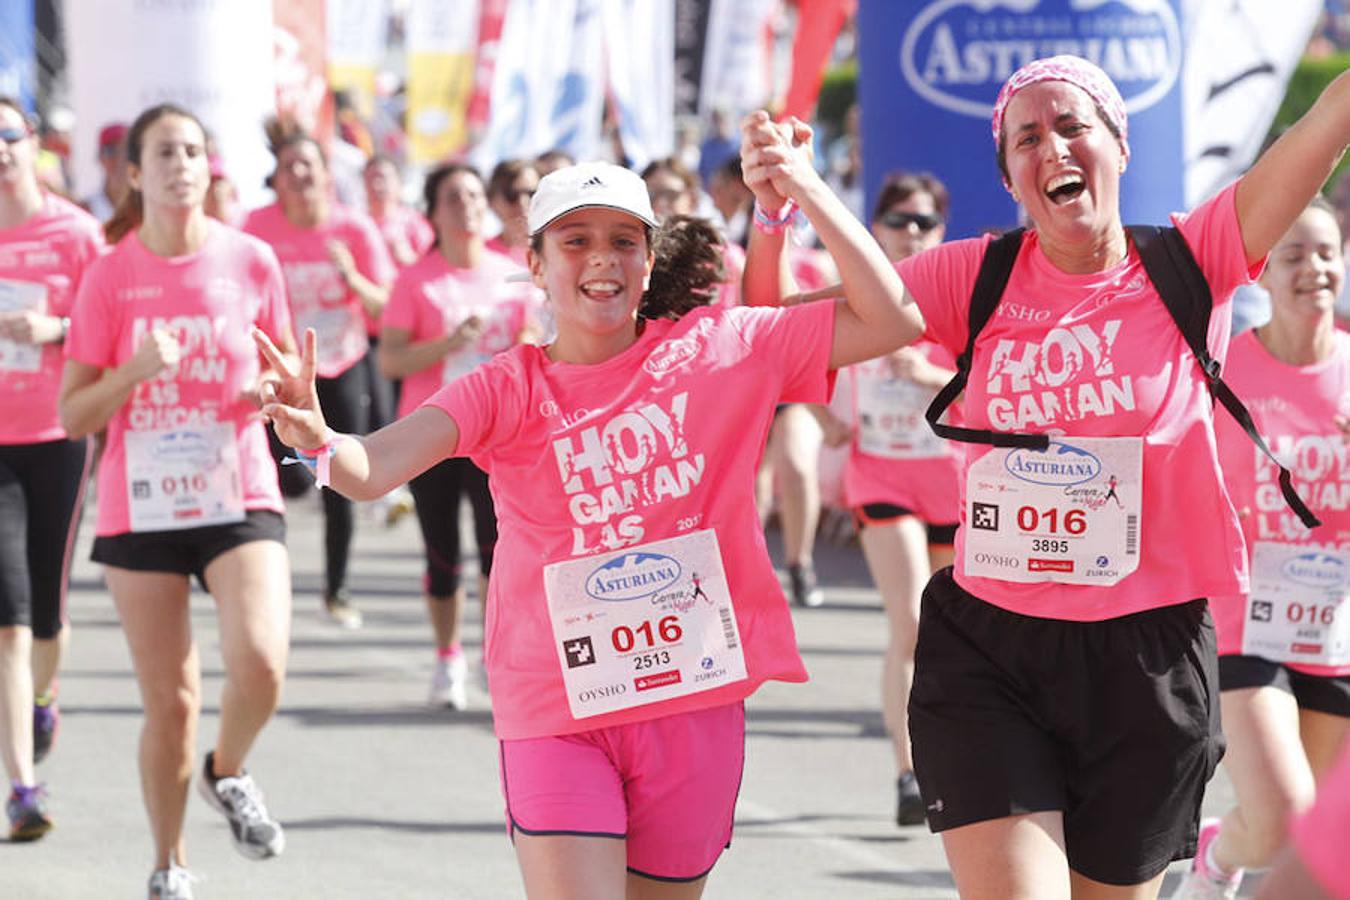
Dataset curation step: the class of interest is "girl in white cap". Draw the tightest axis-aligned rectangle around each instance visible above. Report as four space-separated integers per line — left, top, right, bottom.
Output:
256 115 920 897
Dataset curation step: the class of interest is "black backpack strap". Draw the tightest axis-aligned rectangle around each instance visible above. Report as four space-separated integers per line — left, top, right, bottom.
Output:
1132 225 1320 529
925 228 1049 450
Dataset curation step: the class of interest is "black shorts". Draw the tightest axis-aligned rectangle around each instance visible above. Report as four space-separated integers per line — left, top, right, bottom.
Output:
855 502 958 546
908 567 1224 886
1219 654 1350 718
91 510 286 591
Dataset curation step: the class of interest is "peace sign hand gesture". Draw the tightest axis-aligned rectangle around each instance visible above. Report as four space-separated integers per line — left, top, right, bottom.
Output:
253 327 331 451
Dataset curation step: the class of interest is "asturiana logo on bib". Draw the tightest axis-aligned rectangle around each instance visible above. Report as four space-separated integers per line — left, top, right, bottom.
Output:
1005 442 1101 486
1280 552 1346 589
585 552 683 601
899 0 1182 119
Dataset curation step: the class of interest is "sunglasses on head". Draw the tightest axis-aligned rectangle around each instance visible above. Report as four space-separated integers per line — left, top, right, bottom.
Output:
0 126 30 144
880 211 943 232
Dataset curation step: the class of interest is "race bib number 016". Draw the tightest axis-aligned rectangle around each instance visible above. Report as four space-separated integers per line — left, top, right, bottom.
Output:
1243 542 1349 667
963 437 1142 586
125 423 246 532
543 529 748 720
855 368 947 460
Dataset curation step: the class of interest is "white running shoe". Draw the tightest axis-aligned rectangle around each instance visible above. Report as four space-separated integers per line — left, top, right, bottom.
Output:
1168 819 1242 900
147 862 196 900
196 752 285 860
428 654 469 709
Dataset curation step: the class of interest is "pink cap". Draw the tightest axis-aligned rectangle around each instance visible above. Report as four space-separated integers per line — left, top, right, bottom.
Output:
991 55 1127 147
98 122 128 149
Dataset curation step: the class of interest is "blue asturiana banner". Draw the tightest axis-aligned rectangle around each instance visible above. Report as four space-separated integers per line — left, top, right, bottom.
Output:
858 0 1186 239
0 1 35 113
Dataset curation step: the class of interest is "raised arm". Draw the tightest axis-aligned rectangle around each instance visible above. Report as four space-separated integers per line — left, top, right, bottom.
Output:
255 327 456 500
740 111 924 368
1236 69 1350 264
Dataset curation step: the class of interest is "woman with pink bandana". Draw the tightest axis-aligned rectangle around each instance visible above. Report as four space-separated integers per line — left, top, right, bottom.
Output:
749 55 1350 899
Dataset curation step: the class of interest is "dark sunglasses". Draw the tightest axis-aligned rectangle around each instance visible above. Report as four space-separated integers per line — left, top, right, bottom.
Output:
504 187 535 204
880 211 943 232
0 126 30 144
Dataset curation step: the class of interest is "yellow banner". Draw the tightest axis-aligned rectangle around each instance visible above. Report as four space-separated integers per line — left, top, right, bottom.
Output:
408 51 475 164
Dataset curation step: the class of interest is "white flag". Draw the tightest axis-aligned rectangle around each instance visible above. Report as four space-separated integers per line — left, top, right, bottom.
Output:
471 0 607 171
1183 0 1322 206
604 0 676 171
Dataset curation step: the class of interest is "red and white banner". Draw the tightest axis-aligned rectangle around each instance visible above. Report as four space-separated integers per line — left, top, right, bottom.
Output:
781 0 853 121
274 0 333 147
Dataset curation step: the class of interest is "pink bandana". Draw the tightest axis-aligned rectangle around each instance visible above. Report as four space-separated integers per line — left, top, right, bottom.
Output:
991 55 1128 147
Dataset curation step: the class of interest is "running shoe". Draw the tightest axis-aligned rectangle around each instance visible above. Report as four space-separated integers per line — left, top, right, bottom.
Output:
33 693 59 764
383 487 415 527
147 862 196 900
7 783 53 842
196 752 286 860
1167 819 1242 900
428 653 469 709
788 563 825 608
323 590 364 629
896 770 926 826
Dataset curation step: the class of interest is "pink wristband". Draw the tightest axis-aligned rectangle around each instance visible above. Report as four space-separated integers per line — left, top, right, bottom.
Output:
753 199 798 235
289 433 345 488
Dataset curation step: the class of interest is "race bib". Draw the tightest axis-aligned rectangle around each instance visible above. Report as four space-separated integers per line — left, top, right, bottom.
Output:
543 529 748 719
963 437 1142 585
0 279 48 373
125 422 246 532
855 367 947 460
441 305 493 386
1242 542 1349 667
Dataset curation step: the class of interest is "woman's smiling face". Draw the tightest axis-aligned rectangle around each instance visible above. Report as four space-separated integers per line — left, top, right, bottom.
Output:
1001 80 1128 247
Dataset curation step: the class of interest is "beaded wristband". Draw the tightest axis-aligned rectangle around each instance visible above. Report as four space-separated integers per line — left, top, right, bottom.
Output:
283 433 345 488
752 199 798 235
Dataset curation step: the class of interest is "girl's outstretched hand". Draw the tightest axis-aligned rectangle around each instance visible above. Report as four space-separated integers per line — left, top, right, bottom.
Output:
252 327 330 450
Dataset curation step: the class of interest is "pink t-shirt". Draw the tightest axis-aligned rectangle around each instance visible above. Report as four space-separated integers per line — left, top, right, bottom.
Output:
485 235 528 269
1292 740 1350 899
373 206 434 270
381 250 532 417
843 340 961 525
0 195 104 444
1212 328 1350 675
66 222 293 536
897 183 1260 621
425 301 836 739
242 202 394 378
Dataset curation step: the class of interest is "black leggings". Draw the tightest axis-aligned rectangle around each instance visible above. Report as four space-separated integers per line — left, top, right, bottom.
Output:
268 361 370 595
408 457 496 597
0 438 92 636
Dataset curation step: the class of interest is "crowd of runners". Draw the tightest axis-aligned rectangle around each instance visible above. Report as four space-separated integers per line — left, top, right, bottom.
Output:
0 54 1348 900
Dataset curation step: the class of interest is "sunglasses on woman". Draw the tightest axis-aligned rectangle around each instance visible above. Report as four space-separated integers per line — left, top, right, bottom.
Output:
880 211 943 232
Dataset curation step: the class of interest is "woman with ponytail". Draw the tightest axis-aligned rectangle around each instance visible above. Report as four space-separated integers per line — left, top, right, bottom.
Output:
0 95 102 843
60 103 296 898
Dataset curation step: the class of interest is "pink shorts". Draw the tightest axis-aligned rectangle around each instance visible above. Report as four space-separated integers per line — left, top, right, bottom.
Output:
498 702 746 881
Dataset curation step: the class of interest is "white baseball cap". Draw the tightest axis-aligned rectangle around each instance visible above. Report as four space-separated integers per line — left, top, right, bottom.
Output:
527 161 659 236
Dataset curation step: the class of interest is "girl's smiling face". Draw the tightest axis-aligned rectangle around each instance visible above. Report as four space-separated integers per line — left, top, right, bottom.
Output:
1260 204 1344 320
529 207 654 342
